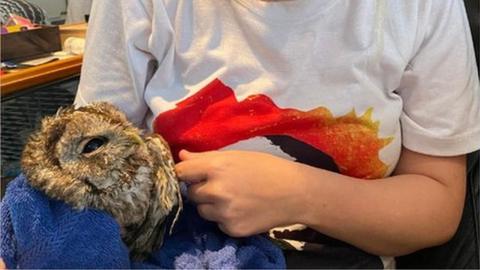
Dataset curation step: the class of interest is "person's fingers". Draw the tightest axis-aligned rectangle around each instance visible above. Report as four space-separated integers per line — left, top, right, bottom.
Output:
196 203 221 222
187 181 215 203
175 159 208 184
0 258 6 270
178 149 210 161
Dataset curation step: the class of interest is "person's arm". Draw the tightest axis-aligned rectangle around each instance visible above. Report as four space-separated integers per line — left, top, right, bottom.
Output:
74 0 151 125
75 0 173 126
175 148 465 256
294 147 466 256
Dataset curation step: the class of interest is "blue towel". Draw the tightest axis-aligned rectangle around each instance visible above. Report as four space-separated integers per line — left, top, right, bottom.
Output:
0 174 286 269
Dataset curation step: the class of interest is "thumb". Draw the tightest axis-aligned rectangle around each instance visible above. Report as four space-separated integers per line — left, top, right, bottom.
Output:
178 149 205 161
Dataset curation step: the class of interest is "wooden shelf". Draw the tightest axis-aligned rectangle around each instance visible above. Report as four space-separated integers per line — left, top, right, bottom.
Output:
1 54 83 97
1 23 86 97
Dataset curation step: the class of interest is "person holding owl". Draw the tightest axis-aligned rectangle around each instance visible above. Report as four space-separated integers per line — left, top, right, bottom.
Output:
67 0 480 268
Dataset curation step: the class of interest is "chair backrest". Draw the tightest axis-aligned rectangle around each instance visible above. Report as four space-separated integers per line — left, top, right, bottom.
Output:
465 0 480 75
397 0 480 268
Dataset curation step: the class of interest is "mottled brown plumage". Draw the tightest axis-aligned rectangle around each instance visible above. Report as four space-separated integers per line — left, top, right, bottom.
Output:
21 102 182 260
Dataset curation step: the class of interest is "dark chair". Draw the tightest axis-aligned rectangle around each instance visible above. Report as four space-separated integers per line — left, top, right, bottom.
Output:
397 0 480 268
1 81 78 197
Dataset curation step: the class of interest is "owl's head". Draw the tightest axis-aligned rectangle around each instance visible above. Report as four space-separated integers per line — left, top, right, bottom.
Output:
21 102 150 208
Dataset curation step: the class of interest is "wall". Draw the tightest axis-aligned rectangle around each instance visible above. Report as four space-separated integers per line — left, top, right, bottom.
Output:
27 0 67 23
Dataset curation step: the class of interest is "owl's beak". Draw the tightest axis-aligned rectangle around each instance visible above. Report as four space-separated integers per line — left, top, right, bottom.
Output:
126 131 145 145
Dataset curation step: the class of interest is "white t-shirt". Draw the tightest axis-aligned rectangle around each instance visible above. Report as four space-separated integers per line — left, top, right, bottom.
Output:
75 0 480 266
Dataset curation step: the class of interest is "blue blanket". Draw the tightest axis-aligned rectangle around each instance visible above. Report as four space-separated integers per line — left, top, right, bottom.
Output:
0 175 285 269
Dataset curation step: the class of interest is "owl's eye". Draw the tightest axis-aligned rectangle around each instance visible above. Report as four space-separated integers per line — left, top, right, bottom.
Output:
82 137 108 154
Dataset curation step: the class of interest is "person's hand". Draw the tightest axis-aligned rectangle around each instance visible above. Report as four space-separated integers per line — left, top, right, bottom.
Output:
175 150 308 237
0 258 6 269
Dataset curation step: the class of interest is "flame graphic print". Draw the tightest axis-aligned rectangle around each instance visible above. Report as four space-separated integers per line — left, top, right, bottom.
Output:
154 79 393 179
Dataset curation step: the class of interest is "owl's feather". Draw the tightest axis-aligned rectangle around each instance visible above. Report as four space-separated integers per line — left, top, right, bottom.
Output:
21 102 182 260
124 134 183 259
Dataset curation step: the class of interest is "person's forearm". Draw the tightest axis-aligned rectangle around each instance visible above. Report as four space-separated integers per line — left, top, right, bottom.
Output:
291 162 466 256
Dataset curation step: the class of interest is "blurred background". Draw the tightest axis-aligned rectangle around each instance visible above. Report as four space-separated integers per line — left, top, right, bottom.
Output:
10 0 92 25
1 0 91 194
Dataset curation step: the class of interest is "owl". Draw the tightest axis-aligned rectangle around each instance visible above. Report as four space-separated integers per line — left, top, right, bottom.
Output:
21 102 182 260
